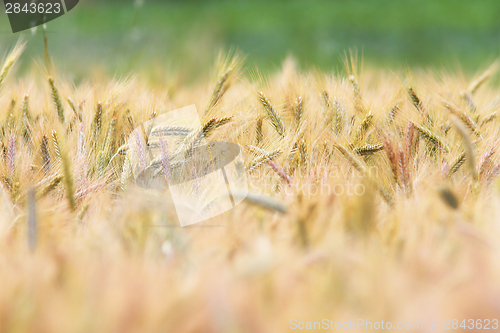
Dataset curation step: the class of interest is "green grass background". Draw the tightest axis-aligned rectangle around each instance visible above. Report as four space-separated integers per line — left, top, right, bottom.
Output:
1 0 499 81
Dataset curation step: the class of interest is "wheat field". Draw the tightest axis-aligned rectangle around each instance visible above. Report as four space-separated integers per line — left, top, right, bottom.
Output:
1 41 500 332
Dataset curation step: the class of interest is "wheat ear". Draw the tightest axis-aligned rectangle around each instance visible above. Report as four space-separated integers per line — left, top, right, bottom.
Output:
332 99 344 135
120 155 132 187
92 102 103 143
98 117 116 175
6 135 15 179
255 117 263 146
205 52 242 114
479 148 495 179
405 122 415 162
468 60 499 94
257 91 285 136
67 97 83 122
248 149 282 171
444 102 481 138
411 122 448 152
335 143 366 173
294 96 303 126
387 102 400 123
380 133 399 184
486 164 500 186
349 75 364 114
268 160 293 185
51 130 61 161
0 40 26 89
353 111 373 145
354 144 384 156
40 135 51 173
450 115 478 182
37 174 63 199
407 86 425 114
48 77 64 123
449 153 466 177
151 126 191 137
321 90 331 119
21 95 33 144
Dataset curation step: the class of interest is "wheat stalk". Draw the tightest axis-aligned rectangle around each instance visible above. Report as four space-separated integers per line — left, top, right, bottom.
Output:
449 152 466 177
121 155 132 186
255 117 263 146
349 75 364 114
398 148 411 194
257 91 285 136
151 126 191 137
481 113 496 125
92 102 103 143
486 164 500 186
335 143 366 173
353 111 373 145
205 52 242 114
460 91 477 114
411 122 448 152
6 135 15 179
98 117 116 176
380 133 399 184
67 97 83 122
21 95 33 145
405 122 415 163
354 143 384 156
294 96 303 126
36 174 63 199
378 185 395 207
21 94 31 123
268 160 293 185
203 116 232 138
48 77 65 123
321 90 331 119
468 60 499 94
387 102 400 123
40 135 51 174
479 148 495 179
51 130 61 161
450 115 478 182
444 101 481 138
0 40 26 90
407 86 425 114
332 99 344 135
248 149 282 171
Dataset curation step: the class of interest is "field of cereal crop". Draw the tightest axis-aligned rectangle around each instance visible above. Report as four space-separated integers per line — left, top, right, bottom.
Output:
1 1 500 332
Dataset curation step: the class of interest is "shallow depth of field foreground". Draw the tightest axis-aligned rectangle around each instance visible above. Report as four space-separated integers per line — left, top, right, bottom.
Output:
1 43 500 332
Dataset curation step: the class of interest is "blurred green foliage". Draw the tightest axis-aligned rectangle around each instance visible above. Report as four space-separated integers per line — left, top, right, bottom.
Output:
0 0 499 81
